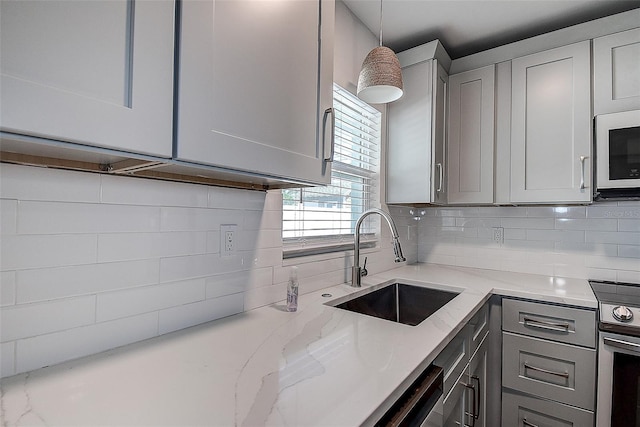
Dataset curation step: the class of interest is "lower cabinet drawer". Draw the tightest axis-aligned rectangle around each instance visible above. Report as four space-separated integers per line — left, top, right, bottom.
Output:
502 388 594 427
502 332 596 410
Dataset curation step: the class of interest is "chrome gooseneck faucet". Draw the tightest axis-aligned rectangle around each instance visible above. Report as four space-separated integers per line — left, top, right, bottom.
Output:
352 208 406 287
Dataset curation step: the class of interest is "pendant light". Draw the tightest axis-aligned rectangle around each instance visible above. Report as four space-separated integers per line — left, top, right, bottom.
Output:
357 0 403 104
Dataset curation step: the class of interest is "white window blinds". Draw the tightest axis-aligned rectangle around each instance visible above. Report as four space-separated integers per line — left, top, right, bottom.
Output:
282 84 381 249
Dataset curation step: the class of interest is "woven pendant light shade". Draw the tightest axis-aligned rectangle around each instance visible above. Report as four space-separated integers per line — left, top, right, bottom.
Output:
357 46 403 104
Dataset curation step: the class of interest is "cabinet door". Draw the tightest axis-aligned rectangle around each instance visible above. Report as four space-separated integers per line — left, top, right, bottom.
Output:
0 0 175 157
176 0 334 185
593 28 640 115
448 65 495 204
510 41 591 203
387 59 448 204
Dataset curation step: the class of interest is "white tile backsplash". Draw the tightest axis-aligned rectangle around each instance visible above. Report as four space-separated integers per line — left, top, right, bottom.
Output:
1 234 98 271
3 162 636 380
416 202 640 283
98 231 207 262
0 271 16 307
16 312 159 374
96 279 206 322
18 201 161 234
1 164 378 377
0 164 101 202
1 296 96 342
101 174 209 207
16 260 160 303
0 199 17 235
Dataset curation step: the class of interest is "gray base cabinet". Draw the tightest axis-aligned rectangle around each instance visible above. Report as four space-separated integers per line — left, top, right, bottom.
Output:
436 303 490 427
501 298 597 427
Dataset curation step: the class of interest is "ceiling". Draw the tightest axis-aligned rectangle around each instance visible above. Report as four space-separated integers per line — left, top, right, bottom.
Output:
341 0 640 59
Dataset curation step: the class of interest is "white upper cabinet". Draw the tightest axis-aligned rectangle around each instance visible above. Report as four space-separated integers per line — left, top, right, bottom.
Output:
175 0 334 185
447 65 495 205
387 59 448 205
0 0 175 157
593 28 640 115
510 41 592 204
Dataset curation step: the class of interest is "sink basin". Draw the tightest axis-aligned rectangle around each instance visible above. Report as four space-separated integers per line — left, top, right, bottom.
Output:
329 281 460 326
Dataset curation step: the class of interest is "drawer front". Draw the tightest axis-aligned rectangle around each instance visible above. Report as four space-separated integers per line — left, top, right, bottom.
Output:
502 332 596 410
470 303 489 357
435 324 471 395
502 298 596 348
502 389 594 427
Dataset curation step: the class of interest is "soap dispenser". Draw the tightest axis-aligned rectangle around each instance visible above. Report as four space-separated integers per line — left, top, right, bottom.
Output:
287 266 299 312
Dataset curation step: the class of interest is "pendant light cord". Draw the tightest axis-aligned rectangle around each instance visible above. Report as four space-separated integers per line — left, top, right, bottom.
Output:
379 0 383 47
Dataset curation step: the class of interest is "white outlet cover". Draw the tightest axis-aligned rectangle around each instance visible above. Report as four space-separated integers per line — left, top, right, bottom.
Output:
220 224 237 257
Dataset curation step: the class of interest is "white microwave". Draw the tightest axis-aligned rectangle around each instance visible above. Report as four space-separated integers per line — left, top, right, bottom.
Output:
595 110 640 199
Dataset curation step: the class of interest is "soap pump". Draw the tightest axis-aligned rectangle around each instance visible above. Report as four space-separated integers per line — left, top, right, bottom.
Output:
286 266 299 312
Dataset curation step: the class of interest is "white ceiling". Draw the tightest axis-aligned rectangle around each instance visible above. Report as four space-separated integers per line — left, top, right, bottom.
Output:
341 0 640 59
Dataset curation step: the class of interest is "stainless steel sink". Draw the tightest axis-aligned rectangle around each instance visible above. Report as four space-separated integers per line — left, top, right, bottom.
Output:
328 280 460 326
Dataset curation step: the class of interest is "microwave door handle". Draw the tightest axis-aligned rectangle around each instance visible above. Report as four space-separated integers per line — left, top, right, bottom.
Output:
579 156 588 190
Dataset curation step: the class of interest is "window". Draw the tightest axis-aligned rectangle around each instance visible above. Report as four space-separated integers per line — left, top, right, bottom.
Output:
282 84 381 255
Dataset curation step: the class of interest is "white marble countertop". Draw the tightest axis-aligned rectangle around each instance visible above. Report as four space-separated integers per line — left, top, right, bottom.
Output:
0 264 596 426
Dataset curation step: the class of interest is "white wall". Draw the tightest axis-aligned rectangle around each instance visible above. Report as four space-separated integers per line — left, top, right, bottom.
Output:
414 203 640 283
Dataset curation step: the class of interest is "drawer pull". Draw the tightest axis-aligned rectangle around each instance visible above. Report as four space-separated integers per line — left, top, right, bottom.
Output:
522 317 570 333
523 363 569 379
522 418 539 427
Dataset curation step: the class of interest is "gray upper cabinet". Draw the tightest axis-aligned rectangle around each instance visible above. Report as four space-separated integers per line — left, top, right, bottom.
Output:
175 0 334 186
0 0 175 157
387 57 449 205
447 65 495 205
593 28 640 115
510 41 592 204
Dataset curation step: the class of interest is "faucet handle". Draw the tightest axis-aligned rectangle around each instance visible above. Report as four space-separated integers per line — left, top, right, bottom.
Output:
361 257 368 277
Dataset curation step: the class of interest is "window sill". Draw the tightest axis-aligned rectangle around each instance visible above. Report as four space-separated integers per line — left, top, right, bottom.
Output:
283 240 377 259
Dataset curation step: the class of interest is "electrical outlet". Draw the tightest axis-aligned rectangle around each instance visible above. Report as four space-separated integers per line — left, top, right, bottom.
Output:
492 227 504 245
220 224 237 257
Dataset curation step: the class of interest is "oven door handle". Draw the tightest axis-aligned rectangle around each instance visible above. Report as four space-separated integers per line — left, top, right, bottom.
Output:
604 336 640 354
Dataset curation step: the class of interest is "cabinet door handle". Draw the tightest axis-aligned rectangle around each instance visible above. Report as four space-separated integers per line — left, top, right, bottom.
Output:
462 381 476 427
522 316 570 333
471 375 480 421
522 418 539 427
579 155 588 190
322 107 335 162
436 163 443 192
523 362 570 379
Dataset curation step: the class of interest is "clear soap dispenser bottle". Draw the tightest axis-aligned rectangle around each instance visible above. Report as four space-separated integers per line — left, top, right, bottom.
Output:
287 266 299 312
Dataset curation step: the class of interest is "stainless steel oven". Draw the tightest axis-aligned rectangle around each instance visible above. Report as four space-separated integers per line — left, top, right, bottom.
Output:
590 280 640 427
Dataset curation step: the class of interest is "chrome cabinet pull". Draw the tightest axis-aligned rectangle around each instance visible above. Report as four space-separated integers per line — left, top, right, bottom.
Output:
522 316 570 333
524 362 569 379
603 336 640 354
322 107 335 162
462 381 477 427
579 155 588 190
522 418 539 427
471 375 480 421
436 163 443 192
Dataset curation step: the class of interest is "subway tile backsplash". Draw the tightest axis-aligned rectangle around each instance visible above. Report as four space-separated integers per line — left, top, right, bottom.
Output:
0 164 415 377
416 203 640 283
4 162 636 378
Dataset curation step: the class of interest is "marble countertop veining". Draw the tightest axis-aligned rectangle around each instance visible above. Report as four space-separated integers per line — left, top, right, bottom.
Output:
0 264 597 426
